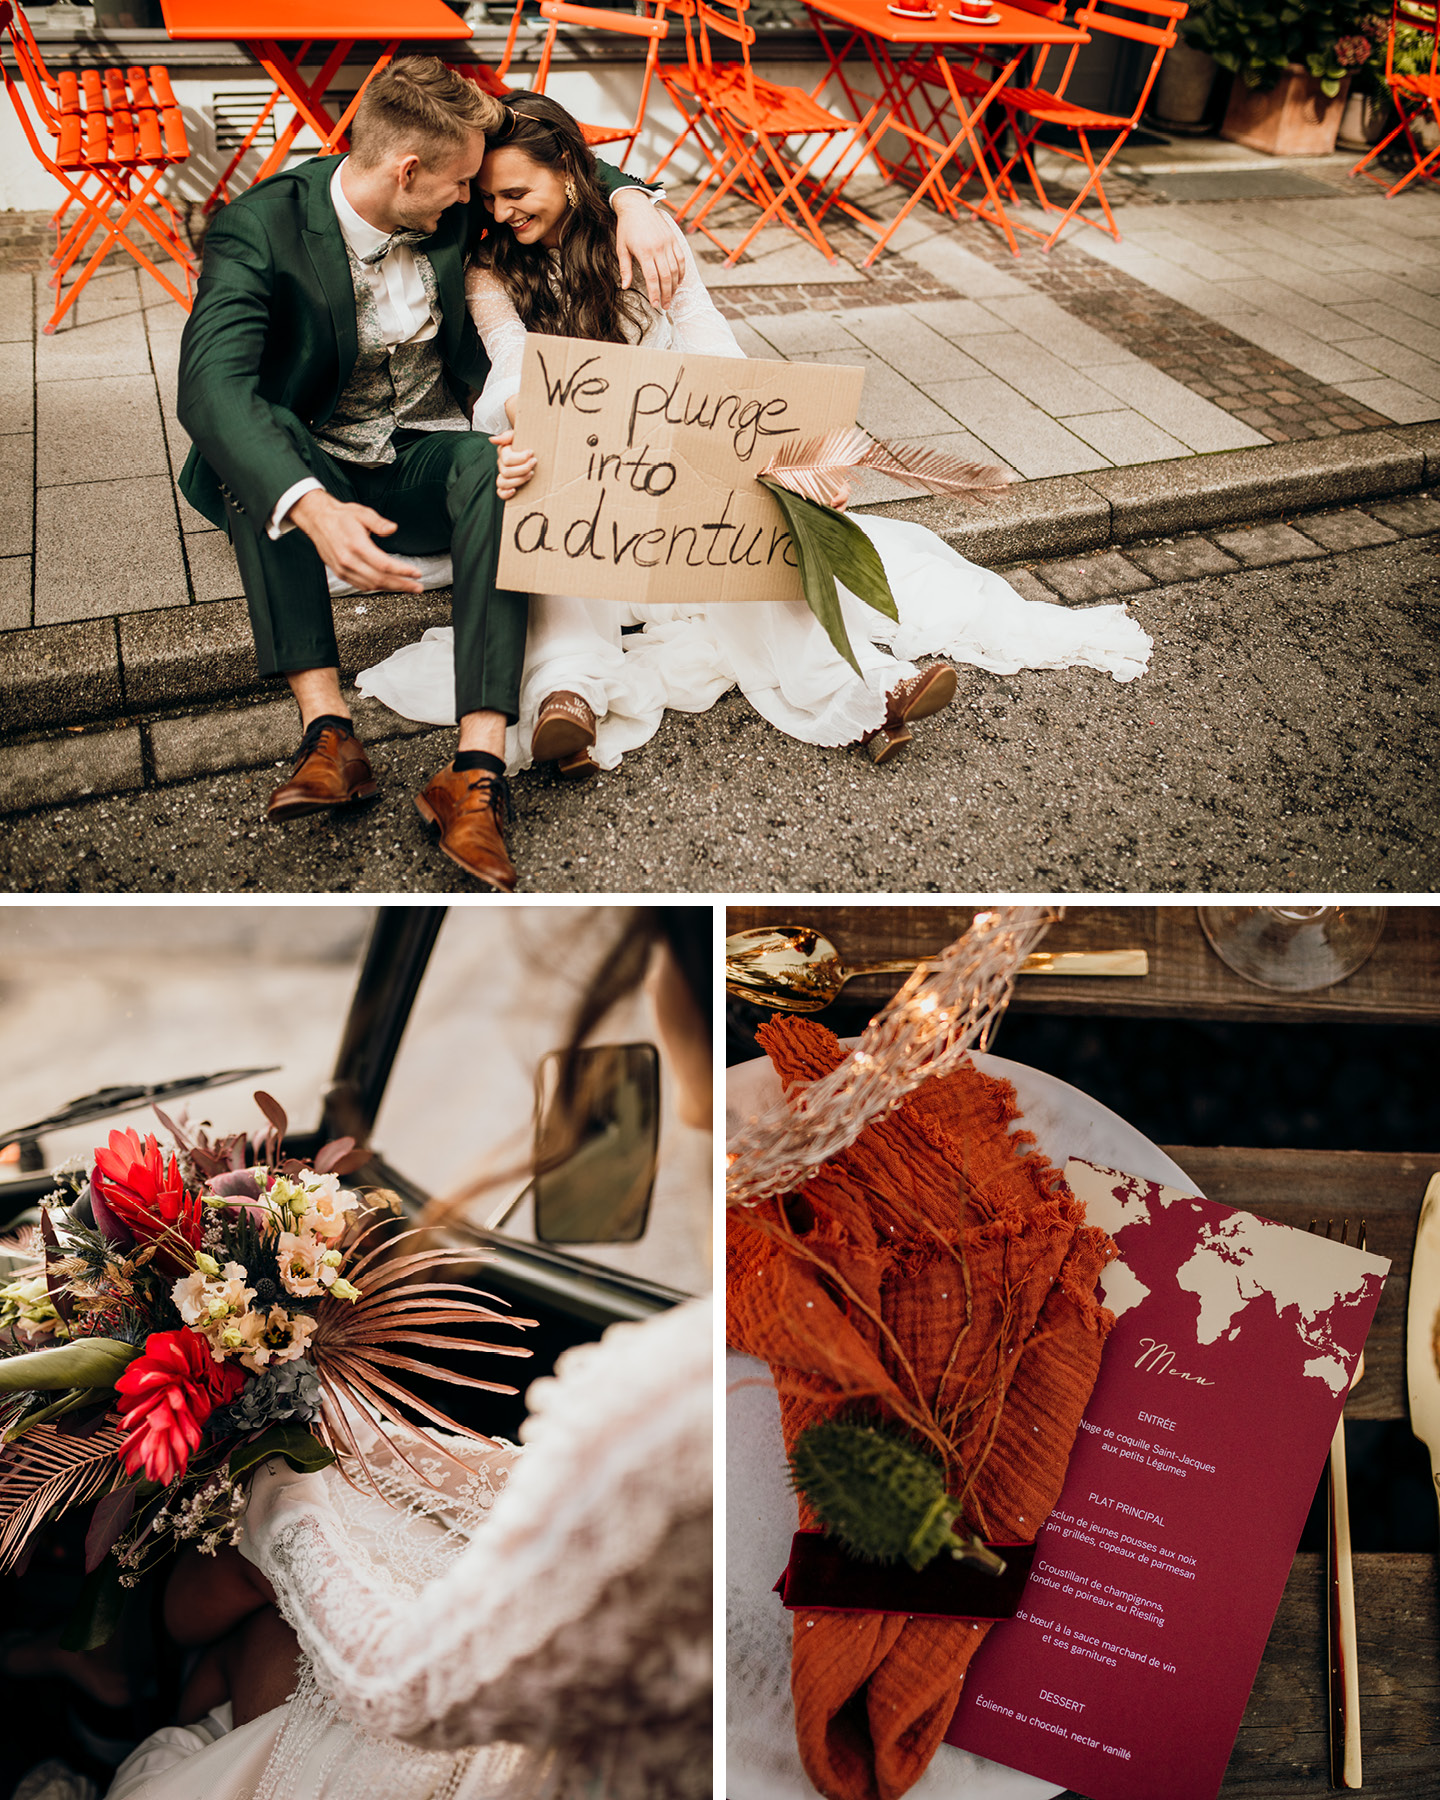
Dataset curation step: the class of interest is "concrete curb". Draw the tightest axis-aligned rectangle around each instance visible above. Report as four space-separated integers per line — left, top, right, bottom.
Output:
865 422 1440 561
1 422 1437 814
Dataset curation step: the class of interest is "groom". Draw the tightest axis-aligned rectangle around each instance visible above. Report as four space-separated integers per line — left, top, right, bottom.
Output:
177 57 679 891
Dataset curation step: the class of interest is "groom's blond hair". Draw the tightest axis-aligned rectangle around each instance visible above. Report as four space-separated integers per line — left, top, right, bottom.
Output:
349 56 501 170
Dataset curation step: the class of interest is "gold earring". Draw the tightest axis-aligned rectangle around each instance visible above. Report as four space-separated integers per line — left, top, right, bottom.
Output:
564 177 578 206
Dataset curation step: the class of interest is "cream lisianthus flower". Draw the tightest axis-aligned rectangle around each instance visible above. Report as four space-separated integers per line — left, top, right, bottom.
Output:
173 1261 254 1331
237 1304 318 1373
277 1230 336 1297
298 1174 360 1243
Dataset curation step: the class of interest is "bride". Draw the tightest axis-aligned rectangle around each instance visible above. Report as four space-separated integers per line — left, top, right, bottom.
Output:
356 94 1152 778
83 913 712 1800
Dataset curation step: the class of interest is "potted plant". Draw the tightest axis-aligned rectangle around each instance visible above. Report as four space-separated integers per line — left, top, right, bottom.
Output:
1186 0 1369 152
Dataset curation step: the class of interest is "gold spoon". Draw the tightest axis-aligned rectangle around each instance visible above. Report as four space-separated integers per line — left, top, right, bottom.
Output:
726 927 1147 1012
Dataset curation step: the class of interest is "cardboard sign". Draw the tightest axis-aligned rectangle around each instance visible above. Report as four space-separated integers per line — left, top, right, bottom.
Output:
495 334 865 605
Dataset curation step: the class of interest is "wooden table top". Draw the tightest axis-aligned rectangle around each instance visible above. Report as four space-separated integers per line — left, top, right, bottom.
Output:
725 904 1440 1028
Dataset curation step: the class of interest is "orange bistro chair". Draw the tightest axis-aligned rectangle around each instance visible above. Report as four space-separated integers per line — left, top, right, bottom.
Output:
654 0 887 264
530 0 670 167
1352 0 1440 195
998 0 1186 250
0 0 194 331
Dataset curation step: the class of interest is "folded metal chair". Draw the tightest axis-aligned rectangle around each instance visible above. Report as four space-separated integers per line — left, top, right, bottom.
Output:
1 0 194 332
1352 0 1440 196
999 0 1186 250
531 0 670 167
657 0 887 264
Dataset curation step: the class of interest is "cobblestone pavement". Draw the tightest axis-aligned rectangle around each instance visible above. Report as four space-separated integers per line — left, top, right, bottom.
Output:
4 165 1439 639
2 529 1434 895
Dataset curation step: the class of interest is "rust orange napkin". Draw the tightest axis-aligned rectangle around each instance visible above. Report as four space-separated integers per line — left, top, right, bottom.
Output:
727 1019 1116 1800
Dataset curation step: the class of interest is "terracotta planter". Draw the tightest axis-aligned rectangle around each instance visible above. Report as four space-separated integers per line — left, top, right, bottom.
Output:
1221 65 1350 155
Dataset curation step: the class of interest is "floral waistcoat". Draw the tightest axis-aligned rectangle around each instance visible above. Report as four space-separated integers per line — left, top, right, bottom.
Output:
316 247 470 466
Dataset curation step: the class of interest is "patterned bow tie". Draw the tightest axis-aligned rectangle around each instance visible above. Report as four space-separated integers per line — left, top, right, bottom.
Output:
358 228 428 265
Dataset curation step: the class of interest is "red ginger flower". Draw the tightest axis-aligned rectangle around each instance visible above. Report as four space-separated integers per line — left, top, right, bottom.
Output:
115 1329 246 1486
93 1130 205 1265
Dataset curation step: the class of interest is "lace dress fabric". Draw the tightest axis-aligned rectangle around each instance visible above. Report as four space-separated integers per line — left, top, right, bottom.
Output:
106 1296 712 1800
353 229 1151 766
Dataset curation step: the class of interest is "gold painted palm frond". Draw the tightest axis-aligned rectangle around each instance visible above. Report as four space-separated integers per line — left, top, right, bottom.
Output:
760 429 1011 509
0 1420 125 1572
309 1222 536 1494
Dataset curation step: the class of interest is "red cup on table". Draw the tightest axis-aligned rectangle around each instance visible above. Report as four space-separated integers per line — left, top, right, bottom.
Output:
951 0 997 18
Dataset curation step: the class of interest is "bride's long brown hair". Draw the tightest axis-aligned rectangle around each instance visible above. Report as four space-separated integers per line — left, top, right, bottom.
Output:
471 92 653 345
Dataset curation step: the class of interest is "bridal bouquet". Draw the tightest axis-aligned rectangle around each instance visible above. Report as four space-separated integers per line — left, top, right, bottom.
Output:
0 1095 530 1640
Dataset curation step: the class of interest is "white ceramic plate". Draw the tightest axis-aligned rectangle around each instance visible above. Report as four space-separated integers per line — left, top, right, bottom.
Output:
725 1049 1196 1800
950 7 1003 22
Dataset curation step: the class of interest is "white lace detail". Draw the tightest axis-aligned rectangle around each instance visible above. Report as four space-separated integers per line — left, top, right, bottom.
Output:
244 1298 713 1800
464 224 743 435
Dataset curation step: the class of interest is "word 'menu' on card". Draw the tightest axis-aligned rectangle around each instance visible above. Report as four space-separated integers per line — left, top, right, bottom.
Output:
496 334 866 605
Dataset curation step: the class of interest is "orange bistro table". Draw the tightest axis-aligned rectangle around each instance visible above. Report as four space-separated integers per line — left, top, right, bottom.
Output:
160 0 473 211
801 0 1088 258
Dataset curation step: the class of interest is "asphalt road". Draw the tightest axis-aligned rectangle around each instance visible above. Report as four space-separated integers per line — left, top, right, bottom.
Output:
3 536 1437 894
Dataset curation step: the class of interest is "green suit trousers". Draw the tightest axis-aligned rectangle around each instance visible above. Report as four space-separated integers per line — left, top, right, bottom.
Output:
226 414 526 722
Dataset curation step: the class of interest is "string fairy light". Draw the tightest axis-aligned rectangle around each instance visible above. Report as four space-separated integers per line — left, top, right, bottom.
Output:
726 906 1062 1205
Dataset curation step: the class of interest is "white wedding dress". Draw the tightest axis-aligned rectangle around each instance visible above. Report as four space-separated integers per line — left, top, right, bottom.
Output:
354 231 1151 772
103 1295 712 1800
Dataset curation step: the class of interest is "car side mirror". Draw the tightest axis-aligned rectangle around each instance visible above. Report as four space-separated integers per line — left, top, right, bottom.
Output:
532 1042 660 1244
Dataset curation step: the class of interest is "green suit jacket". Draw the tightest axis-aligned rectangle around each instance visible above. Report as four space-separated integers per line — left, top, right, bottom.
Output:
177 154 650 531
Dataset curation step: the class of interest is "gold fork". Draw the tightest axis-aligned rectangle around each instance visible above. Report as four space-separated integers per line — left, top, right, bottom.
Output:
1309 1216 1366 1790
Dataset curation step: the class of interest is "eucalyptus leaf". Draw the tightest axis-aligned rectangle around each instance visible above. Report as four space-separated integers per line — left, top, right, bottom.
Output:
0 1338 140 1393
58 1555 127 1652
229 1423 336 1481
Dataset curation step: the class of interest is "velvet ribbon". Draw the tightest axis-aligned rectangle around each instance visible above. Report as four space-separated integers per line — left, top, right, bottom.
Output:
727 1017 1116 1800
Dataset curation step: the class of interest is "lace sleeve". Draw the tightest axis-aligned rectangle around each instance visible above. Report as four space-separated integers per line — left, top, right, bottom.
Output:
240 1297 713 1792
666 227 745 359
466 262 529 436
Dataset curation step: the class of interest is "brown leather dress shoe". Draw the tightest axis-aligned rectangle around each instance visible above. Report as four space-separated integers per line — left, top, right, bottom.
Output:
415 763 517 892
861 662 959 764
531 690 599 781
267 718 377 821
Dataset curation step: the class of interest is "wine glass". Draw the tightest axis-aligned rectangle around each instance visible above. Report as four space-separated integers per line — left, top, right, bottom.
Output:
1197 906 1387 993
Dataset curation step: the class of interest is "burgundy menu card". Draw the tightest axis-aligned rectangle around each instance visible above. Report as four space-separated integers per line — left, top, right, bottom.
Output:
946 1160 1389 1800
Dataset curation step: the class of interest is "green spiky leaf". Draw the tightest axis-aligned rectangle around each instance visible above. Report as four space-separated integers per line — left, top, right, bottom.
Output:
790 1418 1006 1574
760 481 898 678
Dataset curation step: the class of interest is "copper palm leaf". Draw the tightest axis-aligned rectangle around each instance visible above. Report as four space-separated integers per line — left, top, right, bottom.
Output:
0 1421 125 1572
760 428 1010 509
307 1222 536 1492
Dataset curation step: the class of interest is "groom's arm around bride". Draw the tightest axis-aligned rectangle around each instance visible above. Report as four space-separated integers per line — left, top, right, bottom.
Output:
175 56 678 892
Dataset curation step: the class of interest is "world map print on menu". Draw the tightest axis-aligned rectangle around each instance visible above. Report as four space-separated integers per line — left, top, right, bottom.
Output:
1086 1167 1380 1394
947 1159 1389 1800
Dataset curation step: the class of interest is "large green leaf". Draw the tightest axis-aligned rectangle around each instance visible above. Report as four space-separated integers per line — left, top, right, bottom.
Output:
3 1388 95 1441
0 1338 140 1393
229 1423 336 1481
760 481 898 678
58 1554 127 1652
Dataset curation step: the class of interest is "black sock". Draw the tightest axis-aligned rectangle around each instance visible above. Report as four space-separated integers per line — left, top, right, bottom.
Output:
303 713 353 737
453 750 506 777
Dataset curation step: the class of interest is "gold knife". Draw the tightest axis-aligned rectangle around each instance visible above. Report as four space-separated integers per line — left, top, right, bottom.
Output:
1407 1173 1440 1541
1020 951 1149 977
